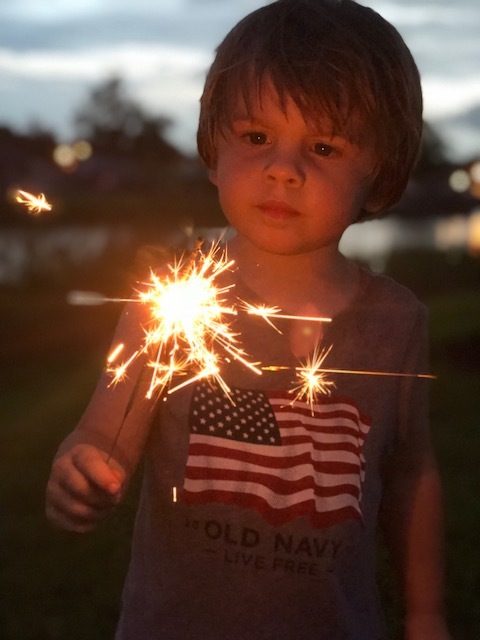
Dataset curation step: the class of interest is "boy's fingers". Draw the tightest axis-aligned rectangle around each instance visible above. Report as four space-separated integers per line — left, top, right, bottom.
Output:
56 466 120 510
71 446 124 496
48 499 113 533
46 445 127 533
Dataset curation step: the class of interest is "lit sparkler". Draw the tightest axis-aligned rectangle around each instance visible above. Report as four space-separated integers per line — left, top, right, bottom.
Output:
292 345 337 407
69 242 335 402
15 189 52 214
105 241 262 401
263 345 336 413
62 237 439 463
265 352 436 413
67 241 435 415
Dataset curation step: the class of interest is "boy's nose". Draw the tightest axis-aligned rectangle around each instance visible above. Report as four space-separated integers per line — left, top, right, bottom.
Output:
262 150 305 187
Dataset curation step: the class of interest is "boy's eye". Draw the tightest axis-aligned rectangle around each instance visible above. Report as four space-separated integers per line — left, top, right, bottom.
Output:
313 142 334 157
244 131 268 145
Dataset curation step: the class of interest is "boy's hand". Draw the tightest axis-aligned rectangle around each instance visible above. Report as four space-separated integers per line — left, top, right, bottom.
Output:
45 444 126 533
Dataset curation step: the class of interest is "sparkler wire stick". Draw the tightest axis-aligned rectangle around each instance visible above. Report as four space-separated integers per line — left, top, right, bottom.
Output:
262 365 438 380
105 363 154 464
299 368 436 379
263 365 436 379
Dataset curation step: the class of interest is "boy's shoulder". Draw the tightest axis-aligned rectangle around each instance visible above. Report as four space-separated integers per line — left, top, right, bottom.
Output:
338 268 429 358
360 267 422 304
357 267 427 324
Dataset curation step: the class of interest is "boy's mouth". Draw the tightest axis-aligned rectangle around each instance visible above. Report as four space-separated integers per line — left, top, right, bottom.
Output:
256 200 301 220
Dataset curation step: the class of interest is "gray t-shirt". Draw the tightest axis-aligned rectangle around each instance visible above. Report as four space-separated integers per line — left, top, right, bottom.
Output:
104 268 429 640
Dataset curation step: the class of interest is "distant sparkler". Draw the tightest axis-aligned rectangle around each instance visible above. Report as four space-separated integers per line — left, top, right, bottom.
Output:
15 190 52 215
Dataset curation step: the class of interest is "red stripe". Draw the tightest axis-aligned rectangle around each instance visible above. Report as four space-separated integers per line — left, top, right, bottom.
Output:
184 490 362 527
274 405 369 425
279 435 366 453
189 442 363 473
184 467 361 497
192 436 365 457
268 392 371 423
281 425 369 438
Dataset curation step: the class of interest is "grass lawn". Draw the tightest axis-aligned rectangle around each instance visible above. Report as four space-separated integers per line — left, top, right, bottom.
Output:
0 288 136 639
428 291 480 638
0 256 479 639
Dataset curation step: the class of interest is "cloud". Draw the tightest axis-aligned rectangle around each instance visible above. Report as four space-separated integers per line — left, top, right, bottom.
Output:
0 0 478 159
368 1 480 27
423 75 480 118
0 2 253 52
0 43 211 80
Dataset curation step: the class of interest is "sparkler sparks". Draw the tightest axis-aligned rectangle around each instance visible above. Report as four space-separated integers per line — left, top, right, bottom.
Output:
15 190 52 214
264 345 336 412
241 301 332 333
105 241 262 401
292 345 337 407
107 343 125 364
264 353 436 413
68 240 435 417
72 242 335 403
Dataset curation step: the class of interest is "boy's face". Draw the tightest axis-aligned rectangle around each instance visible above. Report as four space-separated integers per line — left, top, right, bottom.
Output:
209 81 377 257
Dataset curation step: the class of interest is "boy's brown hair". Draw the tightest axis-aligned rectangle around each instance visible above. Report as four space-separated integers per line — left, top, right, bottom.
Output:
197 0 423 220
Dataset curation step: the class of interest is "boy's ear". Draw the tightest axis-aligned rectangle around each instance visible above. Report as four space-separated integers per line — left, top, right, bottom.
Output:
362 194 382 216
208 167 218 186
362 180 384 216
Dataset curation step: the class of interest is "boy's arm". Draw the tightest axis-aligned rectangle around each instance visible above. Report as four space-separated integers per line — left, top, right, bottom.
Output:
381 441 451 640
381 306 451 640
73 299 157 474
46 301 156 531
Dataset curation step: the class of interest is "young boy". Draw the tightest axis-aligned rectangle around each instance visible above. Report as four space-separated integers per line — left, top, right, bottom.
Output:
46 1 451 638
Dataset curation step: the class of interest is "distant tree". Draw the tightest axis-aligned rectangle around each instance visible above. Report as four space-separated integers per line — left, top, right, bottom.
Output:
0 124 55 159
74 76 182 162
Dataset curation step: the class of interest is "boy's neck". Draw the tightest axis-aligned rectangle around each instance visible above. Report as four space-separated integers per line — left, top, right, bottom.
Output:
227 237 361 320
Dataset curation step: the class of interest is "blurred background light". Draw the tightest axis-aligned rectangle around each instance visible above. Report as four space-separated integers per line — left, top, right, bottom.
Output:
449 169 471 193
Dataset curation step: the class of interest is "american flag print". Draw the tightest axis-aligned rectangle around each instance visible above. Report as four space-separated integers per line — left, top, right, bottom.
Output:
183 381 371 529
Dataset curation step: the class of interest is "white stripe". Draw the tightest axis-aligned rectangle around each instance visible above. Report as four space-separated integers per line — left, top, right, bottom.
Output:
280 425 367 448
277 415 369 438
187 455 363 489
183 478 361 513
190 434 363 465
269 398 371 434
